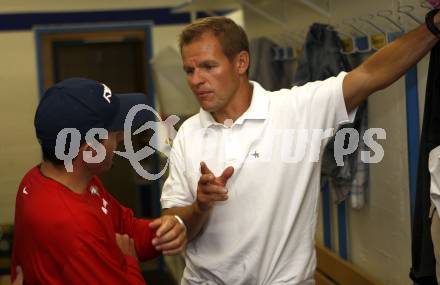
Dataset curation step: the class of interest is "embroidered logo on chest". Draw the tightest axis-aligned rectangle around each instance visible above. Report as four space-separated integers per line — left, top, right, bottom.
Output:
90 185 99 196
101 198 109 215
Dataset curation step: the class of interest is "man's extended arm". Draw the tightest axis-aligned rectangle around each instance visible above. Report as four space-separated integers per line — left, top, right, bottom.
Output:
343 11 440 112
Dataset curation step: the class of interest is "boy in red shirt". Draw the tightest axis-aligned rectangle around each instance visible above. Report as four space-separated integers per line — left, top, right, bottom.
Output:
11 78 186 284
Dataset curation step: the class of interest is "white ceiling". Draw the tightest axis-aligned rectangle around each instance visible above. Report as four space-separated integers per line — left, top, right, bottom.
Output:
0 0 277 14
0 0 188 13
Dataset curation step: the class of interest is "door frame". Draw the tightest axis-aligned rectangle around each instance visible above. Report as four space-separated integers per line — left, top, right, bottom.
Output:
34 21 154 102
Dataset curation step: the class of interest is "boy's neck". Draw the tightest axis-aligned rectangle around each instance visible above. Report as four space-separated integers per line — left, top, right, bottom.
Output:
39 161 93 194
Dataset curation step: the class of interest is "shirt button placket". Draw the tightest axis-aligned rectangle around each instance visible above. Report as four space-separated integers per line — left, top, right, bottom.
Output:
224 126 237 167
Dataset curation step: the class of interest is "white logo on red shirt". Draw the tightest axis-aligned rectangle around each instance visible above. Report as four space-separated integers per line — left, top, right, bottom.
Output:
22 187 28 195
101 198 108 215
90 186 99 196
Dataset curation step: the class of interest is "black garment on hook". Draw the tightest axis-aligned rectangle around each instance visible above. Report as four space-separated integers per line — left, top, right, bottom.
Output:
410 42 440 285
294 23 348 85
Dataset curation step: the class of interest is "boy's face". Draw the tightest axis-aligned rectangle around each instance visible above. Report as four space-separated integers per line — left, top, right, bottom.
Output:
83 131 123 174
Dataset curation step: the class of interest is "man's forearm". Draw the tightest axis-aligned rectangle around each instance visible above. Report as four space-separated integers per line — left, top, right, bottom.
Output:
362 24 438 91
345 17 440 111
162 203 210 241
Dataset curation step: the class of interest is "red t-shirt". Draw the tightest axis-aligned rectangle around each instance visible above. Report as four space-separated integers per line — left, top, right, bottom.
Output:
11 166 160 284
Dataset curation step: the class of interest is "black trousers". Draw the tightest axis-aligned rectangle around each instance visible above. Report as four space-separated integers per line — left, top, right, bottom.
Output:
411 42 440 284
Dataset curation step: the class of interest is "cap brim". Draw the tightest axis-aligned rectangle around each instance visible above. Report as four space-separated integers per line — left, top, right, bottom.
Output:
107 93 152 132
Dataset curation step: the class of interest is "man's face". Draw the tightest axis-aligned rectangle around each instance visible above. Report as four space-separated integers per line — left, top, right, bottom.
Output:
182 32 240 115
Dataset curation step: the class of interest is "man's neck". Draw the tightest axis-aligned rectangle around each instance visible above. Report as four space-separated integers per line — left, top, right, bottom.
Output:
40 161 93 194
213 79 253 124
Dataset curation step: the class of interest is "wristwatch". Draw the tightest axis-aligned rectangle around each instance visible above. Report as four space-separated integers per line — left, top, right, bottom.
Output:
426 9 440 39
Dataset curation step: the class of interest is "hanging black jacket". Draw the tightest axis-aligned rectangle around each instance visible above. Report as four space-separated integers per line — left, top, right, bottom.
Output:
411 42 440 285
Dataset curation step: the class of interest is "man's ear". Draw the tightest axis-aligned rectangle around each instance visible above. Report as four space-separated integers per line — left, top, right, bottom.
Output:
235 51 250 75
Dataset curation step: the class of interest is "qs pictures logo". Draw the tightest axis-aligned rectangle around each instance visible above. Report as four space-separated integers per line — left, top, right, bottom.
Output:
114 104 179 180
54 104 180 180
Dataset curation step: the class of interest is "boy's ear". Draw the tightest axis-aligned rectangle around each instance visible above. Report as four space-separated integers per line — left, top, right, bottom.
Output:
77 142 97 161
80 143 91 152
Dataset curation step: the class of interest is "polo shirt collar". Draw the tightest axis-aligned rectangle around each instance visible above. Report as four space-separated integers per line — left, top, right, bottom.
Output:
199 81 269 128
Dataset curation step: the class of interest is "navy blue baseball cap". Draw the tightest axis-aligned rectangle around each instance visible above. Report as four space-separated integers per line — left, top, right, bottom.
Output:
35 78 149 148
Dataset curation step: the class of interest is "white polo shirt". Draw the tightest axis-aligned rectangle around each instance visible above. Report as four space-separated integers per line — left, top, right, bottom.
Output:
429 145 440 217
161 72 354 285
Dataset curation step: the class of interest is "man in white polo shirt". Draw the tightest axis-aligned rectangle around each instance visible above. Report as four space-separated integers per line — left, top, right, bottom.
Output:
160 14 440 284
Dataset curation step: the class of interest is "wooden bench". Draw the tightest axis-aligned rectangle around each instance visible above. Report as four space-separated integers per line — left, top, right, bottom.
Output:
315 244 384 285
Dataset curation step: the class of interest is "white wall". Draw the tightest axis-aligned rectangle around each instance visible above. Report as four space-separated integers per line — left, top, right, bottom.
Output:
243 0 429 284
0 31 41 224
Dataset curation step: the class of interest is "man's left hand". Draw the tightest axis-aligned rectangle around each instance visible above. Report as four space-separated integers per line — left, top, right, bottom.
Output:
149 215 187 255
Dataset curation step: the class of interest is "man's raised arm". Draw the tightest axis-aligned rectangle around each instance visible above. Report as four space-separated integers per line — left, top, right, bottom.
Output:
343 10 440 113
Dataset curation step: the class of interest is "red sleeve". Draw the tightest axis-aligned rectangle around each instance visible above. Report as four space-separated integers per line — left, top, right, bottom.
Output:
95 178 161 261
62 240 146 285
117 206 161 261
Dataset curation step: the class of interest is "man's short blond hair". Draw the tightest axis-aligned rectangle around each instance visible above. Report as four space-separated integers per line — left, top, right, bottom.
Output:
179 16 250 62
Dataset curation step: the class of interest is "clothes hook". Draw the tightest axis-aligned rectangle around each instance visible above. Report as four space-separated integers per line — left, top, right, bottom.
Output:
377 10 405 33
283 33 302 60
277 31 298 50
339 36 358 54
355 36 373 53
284 47 294 61
288 31 305 45
342 19 373 52
279 31 289 46
271 34 284 60
328 25 358 54
358 14 387 34
421 0 434 10
358 14 389 50
299 28 309 41
342 18 368 36
397 5 422 25
329 24 355 39
281 31 299 61
341 18 373 52
271 46 281 61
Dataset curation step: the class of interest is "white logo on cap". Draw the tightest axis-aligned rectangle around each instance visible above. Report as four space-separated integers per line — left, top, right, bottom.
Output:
102 84 112 103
